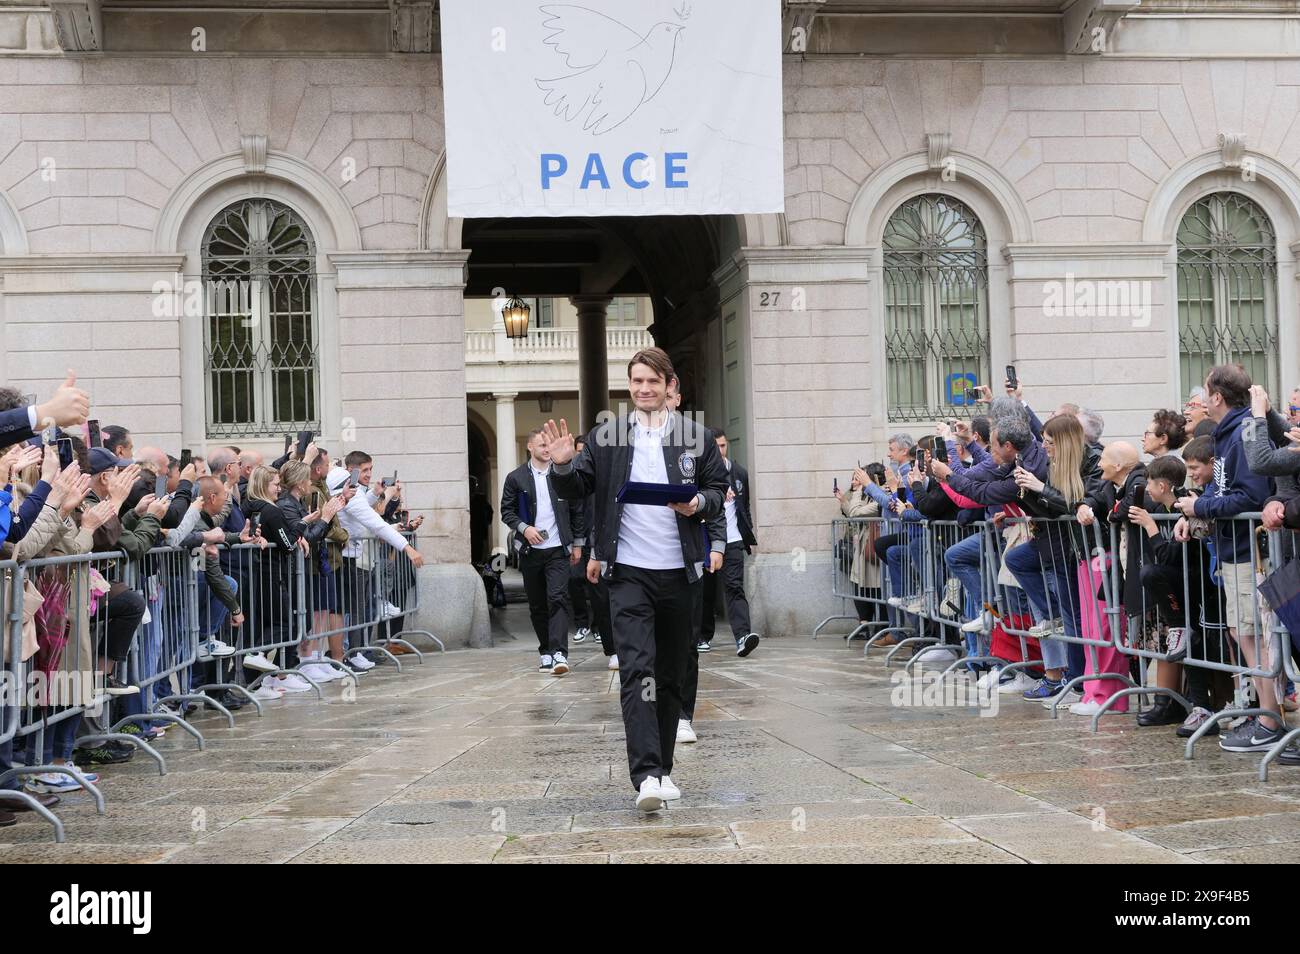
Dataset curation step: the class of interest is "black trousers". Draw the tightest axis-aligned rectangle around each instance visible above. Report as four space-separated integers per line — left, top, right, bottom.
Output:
587 569 614 655
568 554 591 629
93 587 147 663
520 546 571 656
608 564 697 789
699 542 751 643
682 570 707 721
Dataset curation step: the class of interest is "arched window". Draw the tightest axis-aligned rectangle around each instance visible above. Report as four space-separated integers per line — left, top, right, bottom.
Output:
1176 192 1278 396
883 194 989 421
201 198 319 438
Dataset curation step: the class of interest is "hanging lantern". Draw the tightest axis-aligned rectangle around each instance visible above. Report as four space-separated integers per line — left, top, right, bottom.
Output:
501 294 531 340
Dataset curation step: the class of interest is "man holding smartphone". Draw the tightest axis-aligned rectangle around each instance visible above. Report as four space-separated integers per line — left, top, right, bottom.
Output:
500 428 585 675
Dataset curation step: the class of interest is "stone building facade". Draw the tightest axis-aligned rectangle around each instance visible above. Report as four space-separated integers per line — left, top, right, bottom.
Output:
0 1 1297 641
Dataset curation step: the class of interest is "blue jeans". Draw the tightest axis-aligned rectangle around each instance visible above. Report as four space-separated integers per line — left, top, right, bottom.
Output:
197 574 238 638
945 533 985 622
22 712 81 765
1004 542 1084 677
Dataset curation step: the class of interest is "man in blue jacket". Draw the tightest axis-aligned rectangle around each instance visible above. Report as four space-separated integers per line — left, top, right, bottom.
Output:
1173 365 1279 753
931 412 1048 635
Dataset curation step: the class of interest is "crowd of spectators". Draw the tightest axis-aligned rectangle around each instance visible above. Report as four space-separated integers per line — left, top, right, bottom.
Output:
0 374 424 829
838 365 1300 760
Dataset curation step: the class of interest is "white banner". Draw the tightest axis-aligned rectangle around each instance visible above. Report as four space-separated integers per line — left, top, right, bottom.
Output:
439 0 784 218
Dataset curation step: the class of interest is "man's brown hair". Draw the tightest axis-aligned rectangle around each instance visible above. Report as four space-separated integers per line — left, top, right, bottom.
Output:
627 346 674 384
1205 364 1252 409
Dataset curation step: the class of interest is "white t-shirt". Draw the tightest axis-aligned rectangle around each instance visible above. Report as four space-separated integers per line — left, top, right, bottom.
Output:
723 458 742 545
617 414 684 570
527 463 561 550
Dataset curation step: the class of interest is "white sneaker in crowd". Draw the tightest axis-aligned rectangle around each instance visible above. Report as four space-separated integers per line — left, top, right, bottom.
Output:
660 775 681 800
300 663 344 683
252 684 284 702
915 645 959 665
347 654 376 671
636 777 664 814
997 670 1040 695
271 674 313 693
573 627 591 643
607 654 619 670
1069 699 1104 716
551 652 570 675
242 652 277 672
379 600 402 620
960 612 992 634
1027 618 1063 638
539 654 553 672
677 719 697 744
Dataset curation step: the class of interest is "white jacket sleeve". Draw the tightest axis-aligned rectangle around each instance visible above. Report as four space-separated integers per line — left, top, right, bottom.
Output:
346 493 409 552
168 502 204 548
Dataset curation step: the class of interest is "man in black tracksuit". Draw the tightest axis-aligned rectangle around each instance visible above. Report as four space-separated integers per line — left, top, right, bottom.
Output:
698 429 760 655
500 428 584 675
546 347 728 813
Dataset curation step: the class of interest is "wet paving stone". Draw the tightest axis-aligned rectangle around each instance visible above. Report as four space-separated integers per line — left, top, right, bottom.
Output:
5 607 1294 862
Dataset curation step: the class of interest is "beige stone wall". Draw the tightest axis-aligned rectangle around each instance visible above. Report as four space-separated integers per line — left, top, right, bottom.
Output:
0 49 1298 577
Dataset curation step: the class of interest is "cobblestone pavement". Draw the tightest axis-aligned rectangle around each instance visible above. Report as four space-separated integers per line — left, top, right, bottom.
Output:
4 608 1299 863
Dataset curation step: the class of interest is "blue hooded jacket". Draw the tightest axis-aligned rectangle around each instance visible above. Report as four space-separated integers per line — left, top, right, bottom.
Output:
1192 404 1273 564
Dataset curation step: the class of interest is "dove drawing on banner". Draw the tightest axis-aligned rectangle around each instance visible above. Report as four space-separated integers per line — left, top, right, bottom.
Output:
535 4 686 136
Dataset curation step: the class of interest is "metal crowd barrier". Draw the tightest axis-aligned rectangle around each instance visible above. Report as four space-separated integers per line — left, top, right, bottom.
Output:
828 510 1300 768
995 515 1138 719
816 515 881 639
0 516 436 843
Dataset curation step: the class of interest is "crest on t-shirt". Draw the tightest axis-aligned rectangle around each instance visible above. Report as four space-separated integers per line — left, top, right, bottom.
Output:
678 452 696 479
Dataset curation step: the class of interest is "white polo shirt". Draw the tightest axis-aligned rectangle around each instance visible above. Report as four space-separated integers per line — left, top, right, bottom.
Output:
527 463 562 550
617 413 684 570
723 457 742 545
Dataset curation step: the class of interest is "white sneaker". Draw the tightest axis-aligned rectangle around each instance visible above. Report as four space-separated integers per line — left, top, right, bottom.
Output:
904 598 925 615
960 613 991 634
636 777 664 814
915 645 959 665
379 600 402 620
997 670 1040 695
1027 619 1063 638
887 596 904 607
551 652 570 675
1069 700 1104 716
347 653 376 671
252 685 284 702
677 719 697 744
1042 686 1083 709
607 654 619 671
272 674 313 693
242 652 277 673
203 638 236 658
660 775 681 800
539 654 553 672
300 663 343 683
1166 626 1188 661
573 627 591 643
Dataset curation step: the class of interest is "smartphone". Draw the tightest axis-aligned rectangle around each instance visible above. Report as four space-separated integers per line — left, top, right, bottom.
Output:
154 472 167 500
249 512 261 535
179 448 192 471
283 433 293 457
963 386 978 403
833 476 839 495
86 418 101 449
349 467 360 488
311 491 320 512
296 430 313 459
537 528 549 541
932 439 948 467
1005 364 1018 390
56 437 74 469
923 450 933 476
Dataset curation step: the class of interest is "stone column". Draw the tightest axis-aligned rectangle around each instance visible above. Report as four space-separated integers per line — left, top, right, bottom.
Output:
571 295 613 435
493 391 518 553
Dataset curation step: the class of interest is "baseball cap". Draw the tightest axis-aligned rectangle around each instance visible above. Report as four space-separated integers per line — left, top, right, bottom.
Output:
88 446 133 476
326 466 351 496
